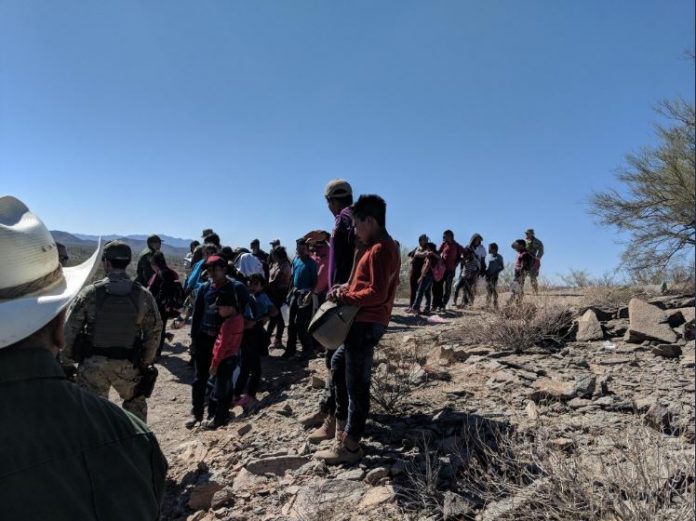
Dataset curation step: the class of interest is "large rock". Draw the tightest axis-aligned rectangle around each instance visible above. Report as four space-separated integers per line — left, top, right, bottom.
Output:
284 479 369 520
576 309 604 341
245 455 310 476
625 298 677 344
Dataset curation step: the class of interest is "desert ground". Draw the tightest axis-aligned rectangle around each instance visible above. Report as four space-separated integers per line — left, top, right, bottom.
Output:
116 286 695 521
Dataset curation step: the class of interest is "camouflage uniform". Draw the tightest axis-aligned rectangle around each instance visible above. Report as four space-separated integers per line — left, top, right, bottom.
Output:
525 235 544 294
63 271 162 422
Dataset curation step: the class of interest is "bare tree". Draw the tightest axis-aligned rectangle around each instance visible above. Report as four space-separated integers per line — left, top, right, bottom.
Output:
590 98 695 272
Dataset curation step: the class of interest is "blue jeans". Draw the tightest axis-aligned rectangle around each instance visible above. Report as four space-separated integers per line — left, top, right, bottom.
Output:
331 322 385 441
412 273 433 311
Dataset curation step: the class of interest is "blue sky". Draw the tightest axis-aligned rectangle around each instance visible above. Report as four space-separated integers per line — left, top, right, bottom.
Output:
1 1 694 280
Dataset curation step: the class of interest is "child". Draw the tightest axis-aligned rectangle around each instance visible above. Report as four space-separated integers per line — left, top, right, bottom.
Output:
232 274 277 410
508 239 534 305
453 247 480 308
206 292 244 429
408 242 439 315
485 243 504 309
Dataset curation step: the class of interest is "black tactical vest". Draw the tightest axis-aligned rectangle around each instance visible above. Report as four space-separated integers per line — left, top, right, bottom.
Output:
92 281 144 349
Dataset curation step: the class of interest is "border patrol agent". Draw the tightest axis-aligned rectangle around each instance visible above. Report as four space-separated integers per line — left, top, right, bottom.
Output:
63 240 163 422
0 196 167 520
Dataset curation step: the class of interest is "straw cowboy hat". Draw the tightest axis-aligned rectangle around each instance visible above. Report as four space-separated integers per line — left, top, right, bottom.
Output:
0 196 102 348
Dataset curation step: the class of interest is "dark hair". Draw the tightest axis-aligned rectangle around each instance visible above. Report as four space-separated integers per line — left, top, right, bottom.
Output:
150 251 167 269
204 243 220 254
202 228 214 238
425 242 437 252
220 246 234 260
204 233 221 247
443 230 454 237
513 239 526 249
489 242 499 251
190 240 200 252
249 273 267 289
418 234 429 242
109 258 130 270
352 194 386 228
271 246 289 263
328 194 354 207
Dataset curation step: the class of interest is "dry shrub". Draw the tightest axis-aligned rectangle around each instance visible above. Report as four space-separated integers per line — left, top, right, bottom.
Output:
457 425 695 521
463 302 573 353
371 342 420 413
581 286 647 309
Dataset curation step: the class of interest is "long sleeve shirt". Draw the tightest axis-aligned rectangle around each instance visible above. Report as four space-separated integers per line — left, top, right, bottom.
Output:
526 237 544 259
341 237 401 326
0 348 168 520
439 241 463 272
329 206 355 286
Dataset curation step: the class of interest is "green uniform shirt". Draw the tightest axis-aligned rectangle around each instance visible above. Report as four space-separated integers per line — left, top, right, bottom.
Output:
0 347 168 521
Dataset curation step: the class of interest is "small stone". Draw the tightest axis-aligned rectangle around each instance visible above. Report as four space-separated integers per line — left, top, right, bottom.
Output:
358 485 395 509
576 309 604 341
211 487 235 509
568 398 592 409
311 375 326 389
549 437 575 451
364 467 389 485
188 480 224 510
652 344 683 358
245 455 310 476
525 401 539 420
593 396 614 408
337 468 366 481
237 423 252 437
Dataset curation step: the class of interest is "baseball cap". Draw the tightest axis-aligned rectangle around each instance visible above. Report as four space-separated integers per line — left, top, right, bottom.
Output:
324 179 352 199
270 239 281 246
147 234 162 244
103 240 132 263
205 255 227 268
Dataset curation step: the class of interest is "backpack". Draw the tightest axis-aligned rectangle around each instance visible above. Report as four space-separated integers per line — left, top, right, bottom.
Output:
432 257 446 282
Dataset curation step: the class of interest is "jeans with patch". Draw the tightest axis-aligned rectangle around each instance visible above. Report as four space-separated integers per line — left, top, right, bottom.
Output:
331 322 386 441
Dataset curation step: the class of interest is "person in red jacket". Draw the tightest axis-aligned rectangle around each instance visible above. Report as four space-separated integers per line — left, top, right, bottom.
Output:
206 292 244 429
433 230 463 311
315 194 400 465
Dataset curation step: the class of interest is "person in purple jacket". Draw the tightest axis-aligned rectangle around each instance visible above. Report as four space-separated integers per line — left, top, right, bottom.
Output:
300 180 357 443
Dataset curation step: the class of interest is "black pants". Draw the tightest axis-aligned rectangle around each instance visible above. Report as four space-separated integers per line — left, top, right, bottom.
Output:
266 287 288 344
442 270 456 307
287 299 313 355
233 327 262 397
208 356 238 425
319 348 339 415
331 322 385 441
192 333 215 418
409 270 420 307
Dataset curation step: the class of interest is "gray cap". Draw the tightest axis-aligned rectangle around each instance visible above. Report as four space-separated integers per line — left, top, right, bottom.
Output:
102 240 132 263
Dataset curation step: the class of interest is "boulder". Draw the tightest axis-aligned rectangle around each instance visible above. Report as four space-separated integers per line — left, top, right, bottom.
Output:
625 298 677 344
286 479 368 520
576 309 604 341
245 455 311 476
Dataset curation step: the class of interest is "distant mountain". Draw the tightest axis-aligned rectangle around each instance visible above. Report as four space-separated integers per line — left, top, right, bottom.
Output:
51 230 190 258
72 233 194 249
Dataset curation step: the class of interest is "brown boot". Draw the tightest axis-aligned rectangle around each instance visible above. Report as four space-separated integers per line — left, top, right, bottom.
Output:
308 415 336 444
314 433 363 465
299 410 327 428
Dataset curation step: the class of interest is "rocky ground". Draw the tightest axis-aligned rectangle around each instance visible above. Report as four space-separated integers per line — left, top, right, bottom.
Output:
131 288 695 521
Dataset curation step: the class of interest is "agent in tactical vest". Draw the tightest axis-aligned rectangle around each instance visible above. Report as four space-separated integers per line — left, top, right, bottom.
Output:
63 241 163 422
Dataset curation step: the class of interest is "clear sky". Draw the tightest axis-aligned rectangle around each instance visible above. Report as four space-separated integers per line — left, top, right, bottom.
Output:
1 1 694 280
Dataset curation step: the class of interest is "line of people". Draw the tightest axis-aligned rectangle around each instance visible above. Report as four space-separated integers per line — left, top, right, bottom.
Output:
407 228 544 314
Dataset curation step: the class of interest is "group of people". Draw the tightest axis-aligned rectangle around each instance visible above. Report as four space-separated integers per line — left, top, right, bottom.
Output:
407 228 544 314
0 186 544 519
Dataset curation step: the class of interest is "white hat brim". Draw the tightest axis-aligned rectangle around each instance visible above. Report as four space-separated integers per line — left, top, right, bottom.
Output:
0 240 102 348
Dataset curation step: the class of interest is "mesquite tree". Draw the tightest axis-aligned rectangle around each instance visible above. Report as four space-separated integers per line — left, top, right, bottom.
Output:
591 98 695 273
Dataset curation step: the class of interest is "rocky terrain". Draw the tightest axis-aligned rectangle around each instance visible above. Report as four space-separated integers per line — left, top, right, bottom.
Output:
139 288 695 521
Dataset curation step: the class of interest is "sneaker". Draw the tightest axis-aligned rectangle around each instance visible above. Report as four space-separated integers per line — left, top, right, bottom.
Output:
314 434 363 465
185 416 203 429
202 418 226 430
308 415 336 444
299 410 327 428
